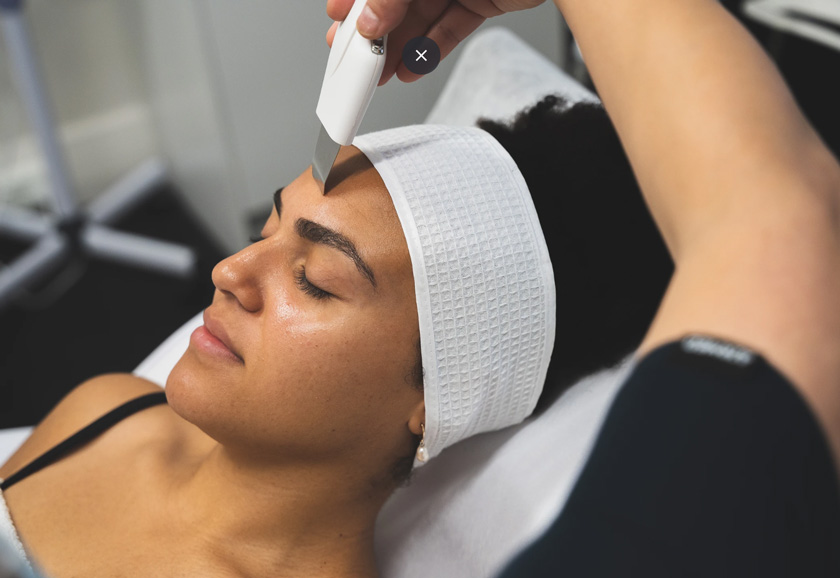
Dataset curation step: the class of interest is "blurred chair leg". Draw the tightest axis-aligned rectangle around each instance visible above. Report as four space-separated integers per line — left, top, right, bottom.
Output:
0 232 69 310
87 158 168 226
82 225 196 280
0 1 198 312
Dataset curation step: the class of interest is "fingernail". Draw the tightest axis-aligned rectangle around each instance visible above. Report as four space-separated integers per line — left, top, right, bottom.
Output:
357 6 379 37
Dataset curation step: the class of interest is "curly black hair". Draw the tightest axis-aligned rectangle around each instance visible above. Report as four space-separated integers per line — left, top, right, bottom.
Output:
478 94 674 412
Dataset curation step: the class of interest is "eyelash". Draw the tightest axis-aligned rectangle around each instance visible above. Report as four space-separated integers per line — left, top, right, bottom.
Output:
249 236 332 300
294 266 332 300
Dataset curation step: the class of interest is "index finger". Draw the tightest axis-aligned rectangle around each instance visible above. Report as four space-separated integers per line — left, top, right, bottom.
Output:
392 1 489 84
373 0 451 84
326 0 354 21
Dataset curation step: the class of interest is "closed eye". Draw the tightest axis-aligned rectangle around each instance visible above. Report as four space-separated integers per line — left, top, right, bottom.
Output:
294 266 332 300
249 236 332 299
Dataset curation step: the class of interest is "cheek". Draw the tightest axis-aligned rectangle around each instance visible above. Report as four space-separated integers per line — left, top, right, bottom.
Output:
254 306 417 416
324 310 419 399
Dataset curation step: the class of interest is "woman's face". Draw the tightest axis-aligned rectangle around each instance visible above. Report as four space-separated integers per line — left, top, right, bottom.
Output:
167 147 423 472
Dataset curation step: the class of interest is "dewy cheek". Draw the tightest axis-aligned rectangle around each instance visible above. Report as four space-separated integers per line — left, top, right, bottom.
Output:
270 298 300 328
268 300 337 347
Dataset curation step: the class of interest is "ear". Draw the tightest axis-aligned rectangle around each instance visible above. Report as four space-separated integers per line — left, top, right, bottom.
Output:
407 400 425 436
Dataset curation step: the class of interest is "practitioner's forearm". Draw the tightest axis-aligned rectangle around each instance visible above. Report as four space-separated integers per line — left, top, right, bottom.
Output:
555 0 840 258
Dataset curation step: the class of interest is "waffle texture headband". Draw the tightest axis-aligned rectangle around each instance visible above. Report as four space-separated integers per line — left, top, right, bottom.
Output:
354 125 556 465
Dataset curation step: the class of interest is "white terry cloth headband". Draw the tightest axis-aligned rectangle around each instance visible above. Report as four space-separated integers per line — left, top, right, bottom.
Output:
354 125 556 465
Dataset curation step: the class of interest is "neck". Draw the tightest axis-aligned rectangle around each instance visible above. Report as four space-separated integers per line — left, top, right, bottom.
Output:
163 443 392 578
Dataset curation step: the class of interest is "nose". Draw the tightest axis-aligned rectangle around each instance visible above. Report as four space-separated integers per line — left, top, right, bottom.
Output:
211 244 265 313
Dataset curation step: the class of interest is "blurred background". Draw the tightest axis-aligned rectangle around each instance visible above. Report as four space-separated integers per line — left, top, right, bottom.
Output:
0 0 838 428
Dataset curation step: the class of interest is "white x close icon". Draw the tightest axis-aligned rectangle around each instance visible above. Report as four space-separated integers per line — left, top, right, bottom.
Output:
415 49 428 62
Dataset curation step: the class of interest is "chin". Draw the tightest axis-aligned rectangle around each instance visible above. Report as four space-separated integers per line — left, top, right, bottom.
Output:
165 351 214 423
164 351 241 443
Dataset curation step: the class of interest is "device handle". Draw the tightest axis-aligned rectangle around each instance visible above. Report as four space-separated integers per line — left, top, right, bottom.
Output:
316 0 386 146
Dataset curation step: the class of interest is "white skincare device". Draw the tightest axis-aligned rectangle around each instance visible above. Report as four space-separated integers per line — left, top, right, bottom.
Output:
312 0 386 193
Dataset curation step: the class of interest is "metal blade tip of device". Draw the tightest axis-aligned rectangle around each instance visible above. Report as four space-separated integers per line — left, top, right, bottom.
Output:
312 125 342 194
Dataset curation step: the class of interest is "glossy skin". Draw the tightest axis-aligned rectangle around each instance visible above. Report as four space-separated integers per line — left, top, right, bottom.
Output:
1 146 426 578
167 145 424 469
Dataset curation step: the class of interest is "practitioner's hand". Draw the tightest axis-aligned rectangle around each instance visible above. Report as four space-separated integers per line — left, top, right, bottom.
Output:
326 0 546 85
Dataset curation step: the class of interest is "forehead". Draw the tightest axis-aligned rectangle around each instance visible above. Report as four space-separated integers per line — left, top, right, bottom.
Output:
280 146 411 280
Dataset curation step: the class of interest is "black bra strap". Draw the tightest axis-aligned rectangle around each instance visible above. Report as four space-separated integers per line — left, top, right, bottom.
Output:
1 391 167 491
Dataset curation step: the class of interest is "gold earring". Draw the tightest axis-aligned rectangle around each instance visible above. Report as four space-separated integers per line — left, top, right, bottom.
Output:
416 423 429 462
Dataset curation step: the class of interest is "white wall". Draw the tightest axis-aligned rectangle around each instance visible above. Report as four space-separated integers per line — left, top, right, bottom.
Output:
2 1 565 254
0 0 158 208
135 1 564 253
203 2 564 214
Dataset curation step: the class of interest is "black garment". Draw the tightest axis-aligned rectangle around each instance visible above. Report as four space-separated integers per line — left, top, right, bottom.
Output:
1 392 167 491
500 336 840 577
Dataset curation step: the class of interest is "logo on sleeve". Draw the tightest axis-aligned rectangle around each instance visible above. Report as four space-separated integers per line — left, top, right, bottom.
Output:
681 335 755 367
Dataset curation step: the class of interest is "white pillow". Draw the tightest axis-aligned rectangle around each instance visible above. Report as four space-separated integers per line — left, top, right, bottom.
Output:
425 27 598 126
133 312 202 387
376 361 629 578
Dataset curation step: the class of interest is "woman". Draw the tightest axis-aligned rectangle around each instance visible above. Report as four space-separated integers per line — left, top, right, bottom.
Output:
0 97 671 577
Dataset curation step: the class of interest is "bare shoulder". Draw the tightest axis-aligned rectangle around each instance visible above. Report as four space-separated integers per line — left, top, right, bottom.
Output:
0 374 165 479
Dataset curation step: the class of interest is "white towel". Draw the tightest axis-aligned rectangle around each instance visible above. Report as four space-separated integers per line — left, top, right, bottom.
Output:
355 125 556 463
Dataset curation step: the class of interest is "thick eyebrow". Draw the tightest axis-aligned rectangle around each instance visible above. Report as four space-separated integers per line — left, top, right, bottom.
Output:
273 188 376 289
295 219 377 289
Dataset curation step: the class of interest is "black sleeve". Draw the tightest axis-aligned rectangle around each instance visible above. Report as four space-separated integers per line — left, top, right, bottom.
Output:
499 335 840 578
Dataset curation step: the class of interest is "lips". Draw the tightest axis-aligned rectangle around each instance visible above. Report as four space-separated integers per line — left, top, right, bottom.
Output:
202 309 244 362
